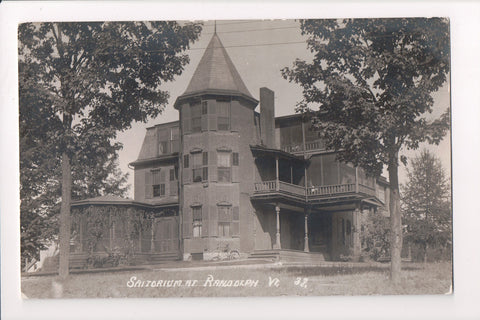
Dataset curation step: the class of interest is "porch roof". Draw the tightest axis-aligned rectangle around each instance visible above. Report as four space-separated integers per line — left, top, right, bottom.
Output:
71 195 178 209
250 144 306 163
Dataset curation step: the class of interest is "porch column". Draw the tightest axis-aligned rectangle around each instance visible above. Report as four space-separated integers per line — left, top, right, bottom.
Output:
355 167 359 193
352 203 361 262
290 163 293 184
275 156 279 191
304 209 310 252
150 218 155 253
273 205 281 249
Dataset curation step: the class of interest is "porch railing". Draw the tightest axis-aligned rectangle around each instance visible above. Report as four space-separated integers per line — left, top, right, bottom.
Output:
307 183 355 196
254 180 305 198
254 181 377 200
357 184 376 197
280 140 325 154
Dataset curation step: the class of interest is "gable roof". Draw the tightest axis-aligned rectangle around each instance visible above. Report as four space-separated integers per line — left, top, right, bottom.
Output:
175 33 258 107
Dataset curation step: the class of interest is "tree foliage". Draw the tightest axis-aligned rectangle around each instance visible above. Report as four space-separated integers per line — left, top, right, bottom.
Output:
402 149 451 262
19 21 202 273
361 210 391 262
282 18 450 282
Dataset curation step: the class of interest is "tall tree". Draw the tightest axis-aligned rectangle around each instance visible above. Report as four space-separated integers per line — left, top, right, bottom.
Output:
19 21 202 278
282 18 450 283
402 149 451 263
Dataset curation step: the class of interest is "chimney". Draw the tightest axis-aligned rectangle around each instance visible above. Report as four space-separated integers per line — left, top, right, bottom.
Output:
260 87 275 148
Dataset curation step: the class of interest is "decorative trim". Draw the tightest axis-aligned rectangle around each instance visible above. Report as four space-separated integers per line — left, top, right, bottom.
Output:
190 147 203 154
190 202 202 208
217 146 232 152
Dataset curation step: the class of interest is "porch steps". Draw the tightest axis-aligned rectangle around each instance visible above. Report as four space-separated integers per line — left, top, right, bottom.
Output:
148 252 181 263
249 249 326 263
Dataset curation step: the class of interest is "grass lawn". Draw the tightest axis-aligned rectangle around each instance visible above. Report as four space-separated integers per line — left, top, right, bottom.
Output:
21 261 452 298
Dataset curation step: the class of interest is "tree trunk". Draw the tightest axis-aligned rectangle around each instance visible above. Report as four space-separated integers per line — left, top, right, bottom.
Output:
388 160 402 285
424 242 428 265
59 152 72 279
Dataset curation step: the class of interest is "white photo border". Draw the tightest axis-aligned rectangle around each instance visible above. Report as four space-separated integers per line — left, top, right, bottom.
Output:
1 1 479 320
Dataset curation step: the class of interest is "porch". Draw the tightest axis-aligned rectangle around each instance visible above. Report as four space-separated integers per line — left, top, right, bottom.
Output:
69 196 181 269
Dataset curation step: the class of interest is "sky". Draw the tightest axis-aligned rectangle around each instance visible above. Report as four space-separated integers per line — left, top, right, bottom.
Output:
116 19 451 198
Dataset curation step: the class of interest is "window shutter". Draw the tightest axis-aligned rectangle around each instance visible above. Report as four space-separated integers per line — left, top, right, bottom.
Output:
183 155 191 184
232 206 240 237
209 151 217 182
209 204 218 237
208 100 217 131
232 165 239 183
145 170 153 199
233 152 239 166
182 207 191 239
182 104 191 134
201 114 208 132
202 206 208 237
183 165 191 184
202 152 208 166
169 180 178 196
160 170 166 182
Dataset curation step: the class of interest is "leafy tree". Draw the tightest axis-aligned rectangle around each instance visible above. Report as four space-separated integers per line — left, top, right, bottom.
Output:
282 18 450 283
402 149 451 263
361 209 391 262
19 21 202 277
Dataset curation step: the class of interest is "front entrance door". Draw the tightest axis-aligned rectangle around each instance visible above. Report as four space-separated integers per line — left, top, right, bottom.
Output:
308 213 332 258
153 216 179 253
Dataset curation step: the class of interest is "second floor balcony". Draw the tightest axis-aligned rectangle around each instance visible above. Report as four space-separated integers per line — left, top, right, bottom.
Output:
281 140 325 154
253 180 377 204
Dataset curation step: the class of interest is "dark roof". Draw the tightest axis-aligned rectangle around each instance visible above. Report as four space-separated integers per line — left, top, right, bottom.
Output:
129 154 179 168
250 144 306 162
175 33 258 107
71 195 178 208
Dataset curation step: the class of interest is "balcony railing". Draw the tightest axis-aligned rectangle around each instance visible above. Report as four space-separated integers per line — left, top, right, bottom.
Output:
254 180 305 198
280 140 325 154
357 184 376 197
254 181 377 200
307 183 356 196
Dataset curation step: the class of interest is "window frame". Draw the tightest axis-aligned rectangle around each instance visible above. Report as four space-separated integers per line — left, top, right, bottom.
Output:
217 151 232 183
192 206 202 238
217 205 232 238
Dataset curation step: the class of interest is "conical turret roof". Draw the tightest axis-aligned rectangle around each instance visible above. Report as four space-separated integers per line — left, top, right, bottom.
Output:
175 33 258 107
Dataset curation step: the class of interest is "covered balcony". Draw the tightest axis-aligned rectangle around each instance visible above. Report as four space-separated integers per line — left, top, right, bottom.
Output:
251 144 379 205
250 145 306 205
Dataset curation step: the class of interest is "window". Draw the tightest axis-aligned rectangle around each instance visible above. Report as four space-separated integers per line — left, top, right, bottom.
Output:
153 184 165 197
158 141 168 155
158 127 179 155
232 152 239 166
170 127 180 153
170 168 175 181
201 101 208 115
217 151 231 182
217 101 230 131
184 154 189 168
218 222 230 237
191 103 201 133
192 152 208 182
217 205 232 237
192 206 202 238
152 169 165 197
